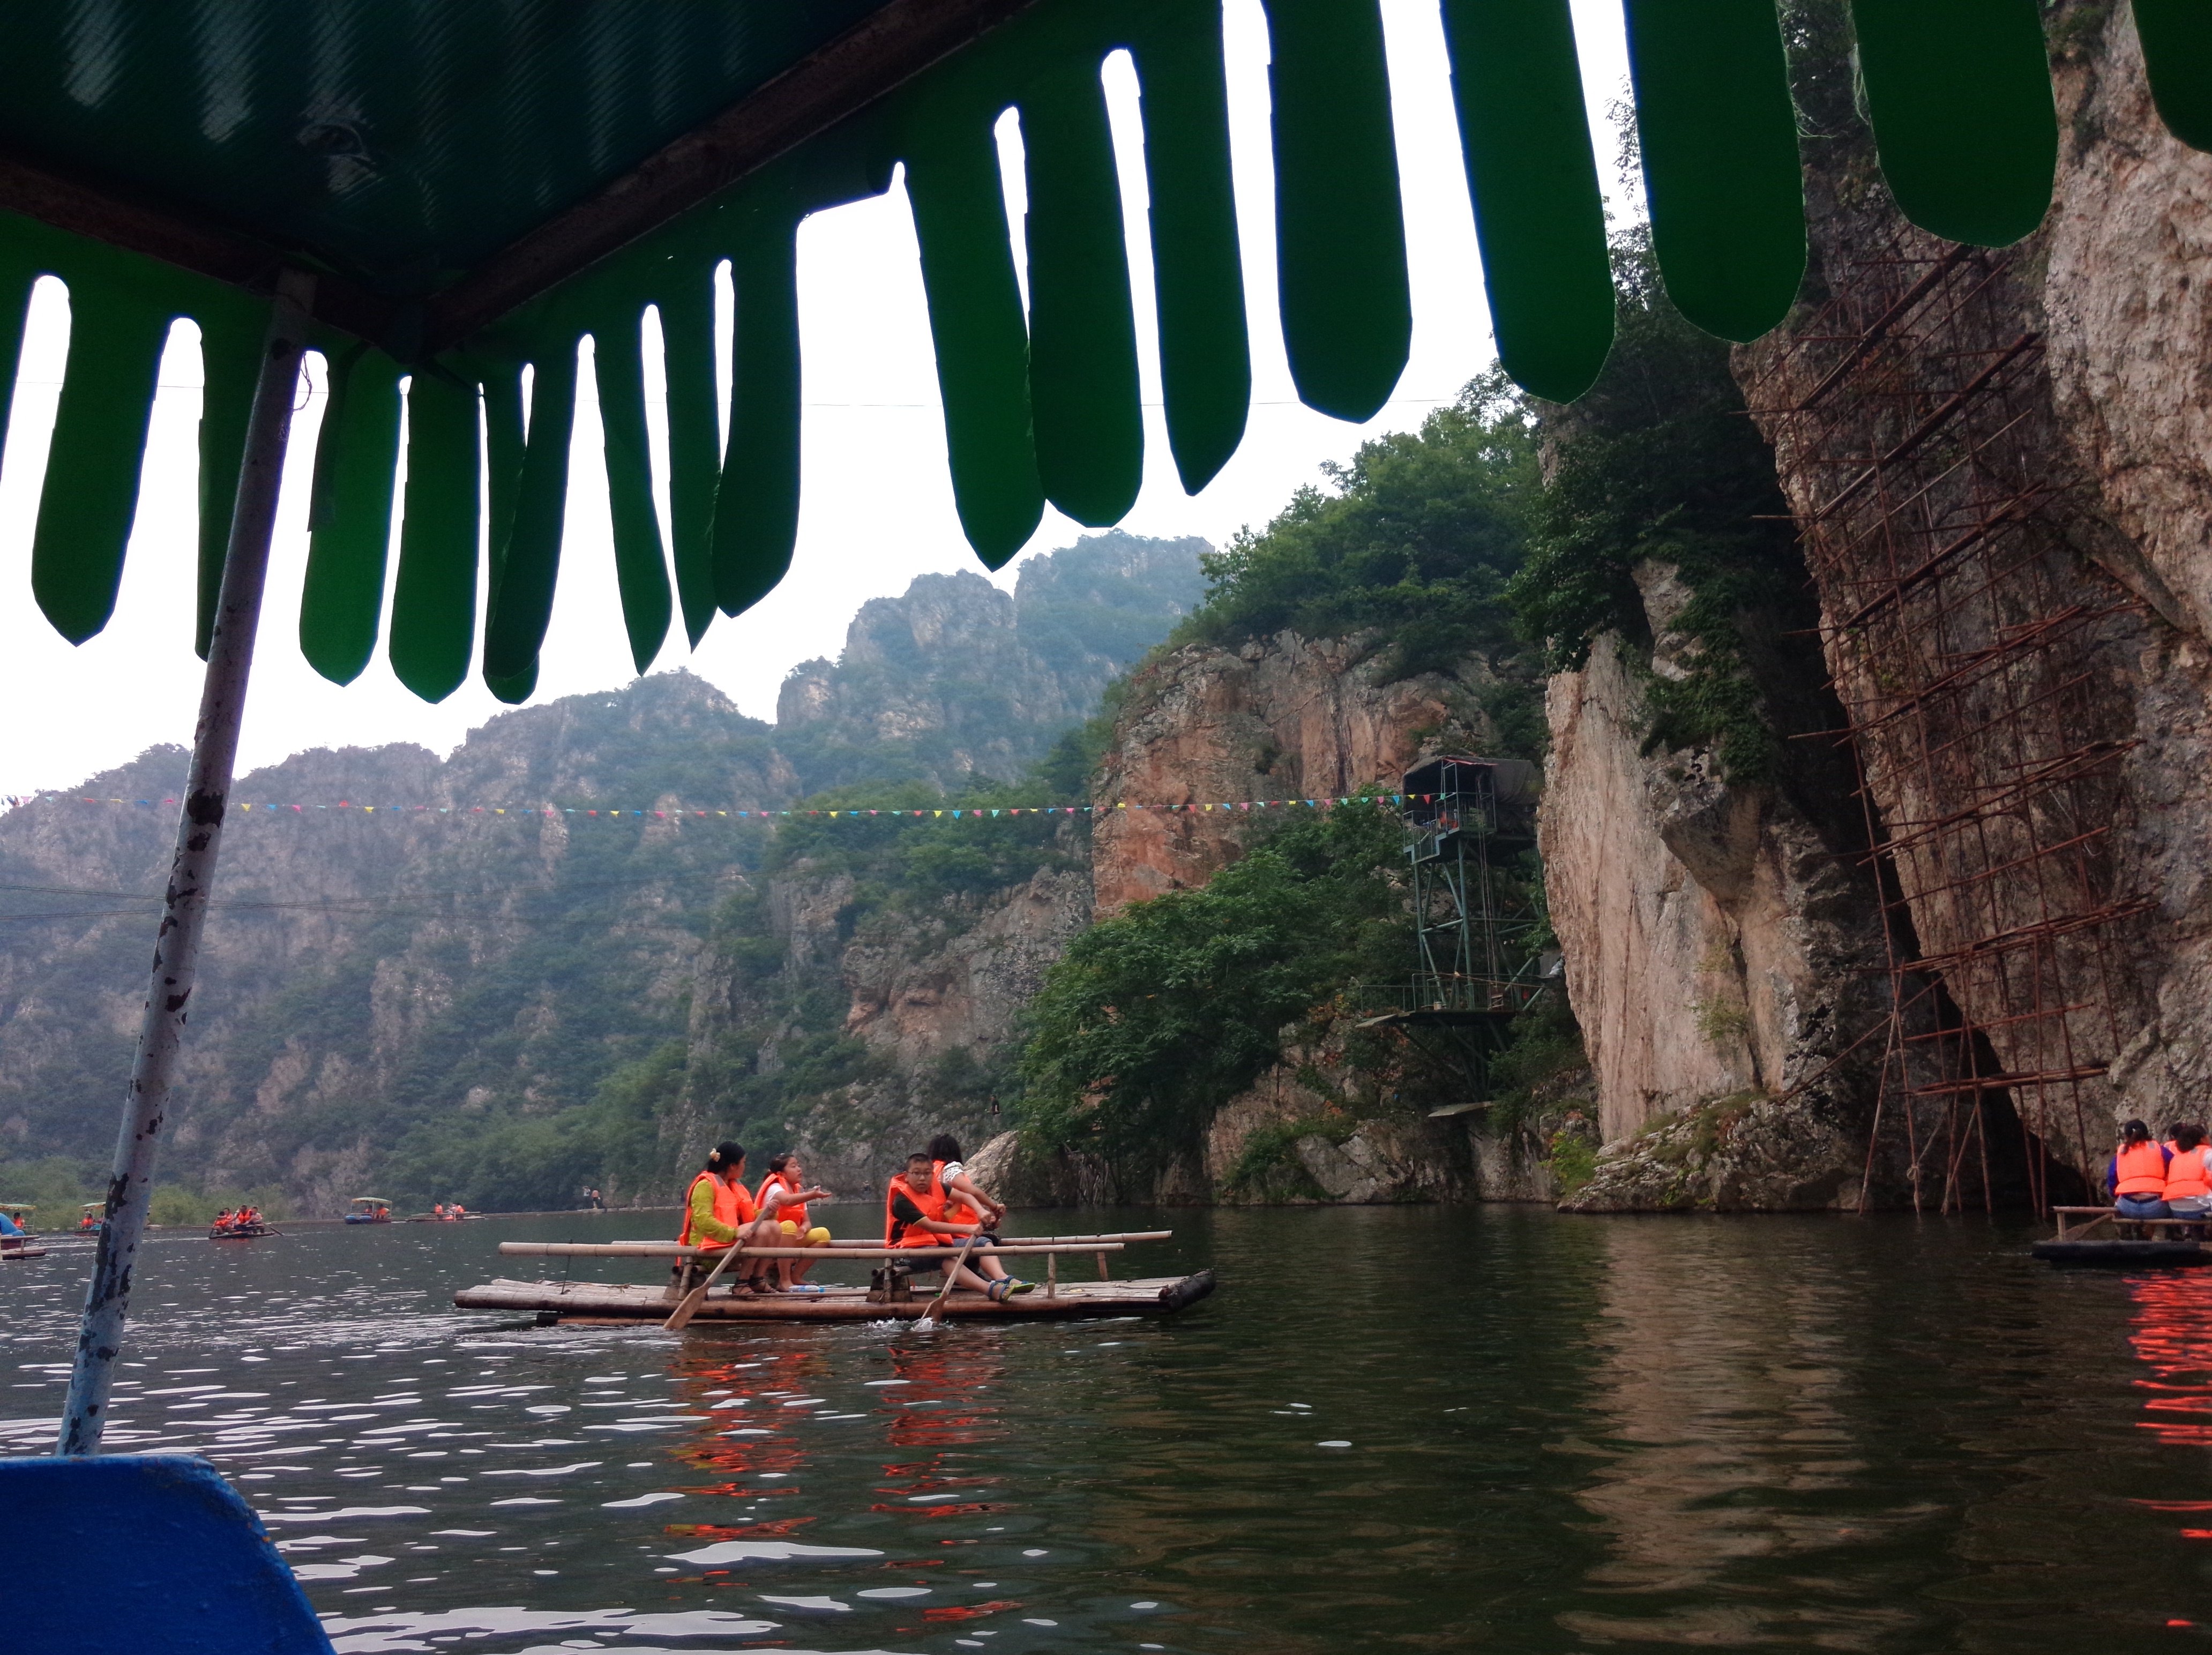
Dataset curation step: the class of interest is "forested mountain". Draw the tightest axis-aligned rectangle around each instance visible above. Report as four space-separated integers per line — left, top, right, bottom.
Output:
774 531 1206 790
0 533 1200 1218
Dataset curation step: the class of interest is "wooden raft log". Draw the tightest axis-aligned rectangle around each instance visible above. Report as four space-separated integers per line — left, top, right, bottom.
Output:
499 1240 1129 1261
453 1271 1216 1323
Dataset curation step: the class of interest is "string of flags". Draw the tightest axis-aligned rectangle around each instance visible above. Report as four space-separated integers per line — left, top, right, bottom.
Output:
4 792 1419 821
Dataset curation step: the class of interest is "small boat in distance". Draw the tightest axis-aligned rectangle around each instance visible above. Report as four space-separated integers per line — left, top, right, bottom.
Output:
76 1202 102 1235
343 1196 393 1225
1 1202 43 1260
208 1207 278 1241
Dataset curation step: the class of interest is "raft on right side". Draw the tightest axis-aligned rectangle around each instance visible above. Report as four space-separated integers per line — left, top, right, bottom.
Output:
2032 1206 2212 1268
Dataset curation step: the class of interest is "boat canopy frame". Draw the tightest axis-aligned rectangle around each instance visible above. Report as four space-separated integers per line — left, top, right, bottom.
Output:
2 0 2205 701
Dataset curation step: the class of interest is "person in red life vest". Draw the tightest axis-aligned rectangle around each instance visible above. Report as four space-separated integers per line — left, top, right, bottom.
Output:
926 1135 1006 1234
677 1141 783 1295
2111 1118 2173 1220
432 1203 447 1221
2163 1122 2212 1227
885 1151 1033 1301
757 1152 834 1293
213 1208 234 1231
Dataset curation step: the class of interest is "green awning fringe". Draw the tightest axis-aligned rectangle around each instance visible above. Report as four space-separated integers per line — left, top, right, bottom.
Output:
0 0 2200 704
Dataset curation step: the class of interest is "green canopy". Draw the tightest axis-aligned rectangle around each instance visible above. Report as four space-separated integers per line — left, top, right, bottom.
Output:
0 0 2203 703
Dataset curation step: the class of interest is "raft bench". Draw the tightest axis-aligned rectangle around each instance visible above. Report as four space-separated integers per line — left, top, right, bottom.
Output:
2035 1207 2211 1267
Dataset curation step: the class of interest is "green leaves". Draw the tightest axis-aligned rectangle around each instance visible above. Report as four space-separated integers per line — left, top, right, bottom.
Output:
1018 803 1408 1165
1186 371 1540 683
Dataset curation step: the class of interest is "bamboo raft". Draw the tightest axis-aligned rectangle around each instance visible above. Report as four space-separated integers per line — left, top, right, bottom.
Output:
454 1232 1216 1324
2032 1206 2212 1267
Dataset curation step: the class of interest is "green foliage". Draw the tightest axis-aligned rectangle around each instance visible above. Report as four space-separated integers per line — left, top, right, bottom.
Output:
765 779 1075 914
383 1040 689 1213
1221 1115 1350 1202
1184 372 1544 693
0 1156 98 1223
1544 1130 1598 1197
1506 231 1806 782
1017 801 1411 1167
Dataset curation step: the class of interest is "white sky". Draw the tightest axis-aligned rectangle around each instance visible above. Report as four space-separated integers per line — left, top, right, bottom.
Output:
0 0 1633 794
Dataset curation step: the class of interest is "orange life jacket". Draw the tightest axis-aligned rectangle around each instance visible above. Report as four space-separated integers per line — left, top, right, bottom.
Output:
2116 1139 2171 1196
677 1170 751 1250
2167 1146 2212 1201
935 1159 982 1227
884 1171 947 1247
758 1174 807 1228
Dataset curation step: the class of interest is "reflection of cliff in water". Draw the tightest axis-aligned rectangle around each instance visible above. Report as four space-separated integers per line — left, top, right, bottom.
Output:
1564 1221 1932 1649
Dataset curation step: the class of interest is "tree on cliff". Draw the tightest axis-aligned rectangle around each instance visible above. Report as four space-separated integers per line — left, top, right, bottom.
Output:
1017 801 1414 1168
1184 373 1543 702
1505 232 1810 782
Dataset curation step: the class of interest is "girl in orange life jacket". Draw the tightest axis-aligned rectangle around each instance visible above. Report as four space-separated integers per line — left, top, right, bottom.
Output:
886 1152 1034 1301
881 1156 1020 1288
677 1140 783 1296
757 1152 834 1292
926 1135 1006 1232
2163 1122 2212 1226
926 1135 1028 1294
2111 1118 2174 1220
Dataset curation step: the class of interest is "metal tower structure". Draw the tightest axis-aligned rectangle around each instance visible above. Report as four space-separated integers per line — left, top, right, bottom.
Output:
1363 755 1550 1094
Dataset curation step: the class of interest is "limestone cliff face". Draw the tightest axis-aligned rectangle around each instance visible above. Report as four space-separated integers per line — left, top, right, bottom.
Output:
1090 630 1503 916
1068 628 1546 1204
674 860 1093 1201
1540 573 1892 1211
1724 4 2212 1183
775 531 1206 792
0 671 788 1211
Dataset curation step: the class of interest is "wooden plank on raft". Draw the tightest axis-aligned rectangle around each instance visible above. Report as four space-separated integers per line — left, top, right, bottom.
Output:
453 1271 1215 1324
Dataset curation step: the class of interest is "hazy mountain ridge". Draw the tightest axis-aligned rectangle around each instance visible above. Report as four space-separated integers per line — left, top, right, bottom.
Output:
0 532 1206 1212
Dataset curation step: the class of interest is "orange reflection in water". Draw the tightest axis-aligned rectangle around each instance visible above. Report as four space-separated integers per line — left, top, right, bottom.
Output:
2125 1272 2212 1542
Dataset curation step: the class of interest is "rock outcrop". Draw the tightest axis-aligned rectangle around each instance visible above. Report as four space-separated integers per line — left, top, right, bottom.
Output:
1090 630 1506 916
1720 3 2212 1188
1541 596 1894 1210
776 530 1206 793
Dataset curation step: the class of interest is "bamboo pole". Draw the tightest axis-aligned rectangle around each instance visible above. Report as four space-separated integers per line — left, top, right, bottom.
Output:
663 1244 742 1331
598 1231 1170 1249
500 1241 1127 1260
919 1233 981 1323
58 271 314 1457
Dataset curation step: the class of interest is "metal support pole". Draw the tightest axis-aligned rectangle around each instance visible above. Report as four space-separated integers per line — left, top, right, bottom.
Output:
57 269 314 1456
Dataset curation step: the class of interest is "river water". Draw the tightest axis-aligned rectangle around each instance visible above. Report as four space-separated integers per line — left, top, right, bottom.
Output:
3 1204 2208 1651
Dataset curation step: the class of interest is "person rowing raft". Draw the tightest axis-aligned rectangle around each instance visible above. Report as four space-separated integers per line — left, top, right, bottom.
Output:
885 1151 1033 1301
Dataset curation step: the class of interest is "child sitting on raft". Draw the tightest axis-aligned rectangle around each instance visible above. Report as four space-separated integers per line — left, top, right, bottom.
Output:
756 1152 834 1293
886 1151 1033 1301
2165 1123 2212 1227
677 1140 786 1296
2111 1119 2174 1220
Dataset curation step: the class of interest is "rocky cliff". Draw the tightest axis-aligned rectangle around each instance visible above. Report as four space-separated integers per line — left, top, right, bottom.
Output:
0 671 787 1212
1017 626 1562 1205
1090 630 1508 916
1520 2 2212 1210
0 534 1208 1214
1720 1 2212 1194
777 530 1206 792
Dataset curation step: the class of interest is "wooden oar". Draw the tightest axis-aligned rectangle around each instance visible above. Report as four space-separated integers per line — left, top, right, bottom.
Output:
918 1232 981 1326
662 1244 742 1332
